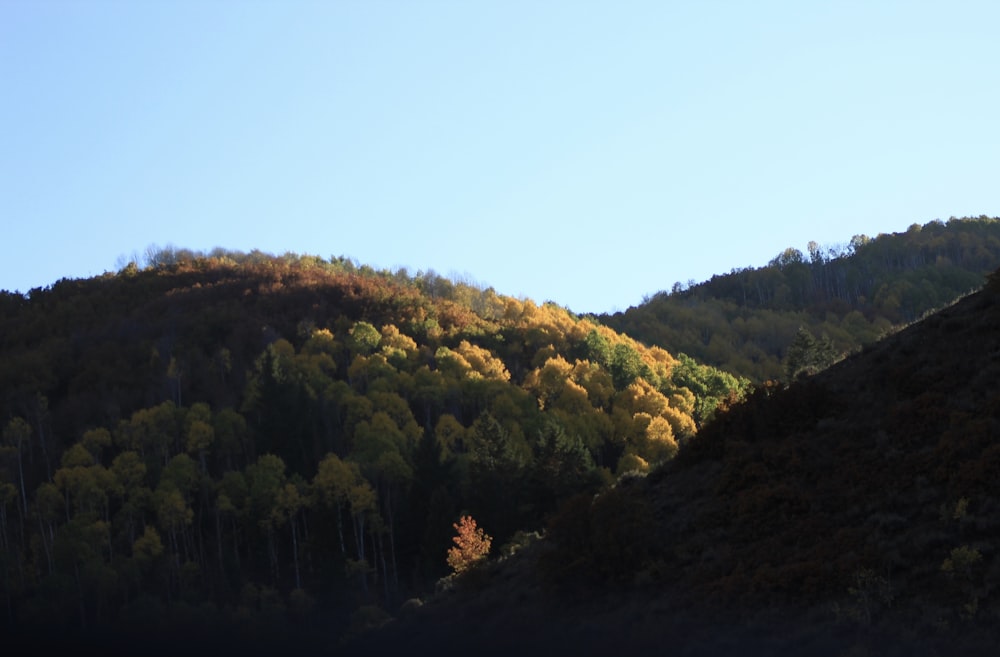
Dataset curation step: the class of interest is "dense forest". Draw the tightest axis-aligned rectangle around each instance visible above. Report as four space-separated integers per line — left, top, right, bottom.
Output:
0 250 746 651
602 216 1000 381
349 266 1000 657
5 220 999 655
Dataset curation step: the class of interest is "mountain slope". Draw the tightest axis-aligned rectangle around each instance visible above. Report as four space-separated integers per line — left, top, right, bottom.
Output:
601 216 1000 381
353 268 1000 656
643 269 1000 621
0 251 751 654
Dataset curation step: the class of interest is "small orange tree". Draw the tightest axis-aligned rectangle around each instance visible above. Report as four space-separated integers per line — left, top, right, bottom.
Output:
447 515 492 575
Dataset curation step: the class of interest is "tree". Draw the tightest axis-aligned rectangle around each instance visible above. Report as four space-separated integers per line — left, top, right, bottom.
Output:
580 329 611 368
345 475 378 593
312 453 355 558
116 402 181 470
81 428 112 464
184 402 214 473
446 515 491 575
347 321 381 357
274 479 307 590
609 342 646 391
110 451 148 549
245 454 288 584
529 419 601 514
2 418 31 517
130 525 165 595
466 412 528 543
784 326 839 380
769 247 806 269
213 408 248 471
671 353 751 427
313 452 379 593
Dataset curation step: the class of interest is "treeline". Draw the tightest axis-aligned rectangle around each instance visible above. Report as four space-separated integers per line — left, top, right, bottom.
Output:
0 252 747 642
602 216 1000 381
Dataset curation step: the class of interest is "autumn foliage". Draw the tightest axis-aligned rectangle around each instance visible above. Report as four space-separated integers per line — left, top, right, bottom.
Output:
0 248 739 647
446 515 492 575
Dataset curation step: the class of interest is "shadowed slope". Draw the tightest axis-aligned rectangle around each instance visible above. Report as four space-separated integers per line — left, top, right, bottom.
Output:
352 272 1000 656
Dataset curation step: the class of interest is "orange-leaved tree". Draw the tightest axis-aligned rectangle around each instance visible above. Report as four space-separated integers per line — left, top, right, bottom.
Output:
446 515 492 575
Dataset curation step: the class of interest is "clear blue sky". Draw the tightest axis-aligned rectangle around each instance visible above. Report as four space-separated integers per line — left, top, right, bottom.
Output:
2 1 998 314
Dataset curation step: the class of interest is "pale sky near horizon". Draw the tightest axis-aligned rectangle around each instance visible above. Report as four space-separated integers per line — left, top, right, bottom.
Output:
2 1 998 314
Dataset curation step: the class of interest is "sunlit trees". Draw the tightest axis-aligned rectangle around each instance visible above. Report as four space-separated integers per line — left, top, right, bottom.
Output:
523 355 589 414
671 353 751 427
453 340 510 381
0 244 734 639
347 321 381 358
609 342 646 390
604 218 1000 382
446 515 491 575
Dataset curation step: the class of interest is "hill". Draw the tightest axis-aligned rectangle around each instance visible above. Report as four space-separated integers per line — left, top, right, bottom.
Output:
349 268 1000 656
0 250 746 654
601 216 1000 382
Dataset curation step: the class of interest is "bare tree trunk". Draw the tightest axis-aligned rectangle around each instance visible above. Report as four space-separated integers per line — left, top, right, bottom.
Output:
377 529 389 602
336 504 346 556
231 516 241 569
38 517 54 575
352 514 368 594
215 508 224 564
13 444 27 517
290 516 301 590
385 488 399 592
268 528 278 584
74 561 87 630
170 527 181 596
301 509 313 577
4 558 12 627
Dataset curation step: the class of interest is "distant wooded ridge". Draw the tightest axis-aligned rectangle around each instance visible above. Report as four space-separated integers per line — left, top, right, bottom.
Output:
602 216 1000 381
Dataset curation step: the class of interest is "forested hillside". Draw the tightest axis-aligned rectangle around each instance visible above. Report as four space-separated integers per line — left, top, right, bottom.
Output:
351 267 1000 657
0 250 745 652
601 216 1000 381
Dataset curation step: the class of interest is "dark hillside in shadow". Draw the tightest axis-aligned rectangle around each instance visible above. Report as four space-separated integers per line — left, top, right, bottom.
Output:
352 270 1000 656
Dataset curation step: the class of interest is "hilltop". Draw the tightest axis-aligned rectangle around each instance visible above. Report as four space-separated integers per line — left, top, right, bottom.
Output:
0 250 744 654
4 241 1000 656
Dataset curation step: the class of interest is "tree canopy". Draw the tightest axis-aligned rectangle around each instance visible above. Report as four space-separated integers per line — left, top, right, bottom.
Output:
603 216 1000 382
0 248 745 645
